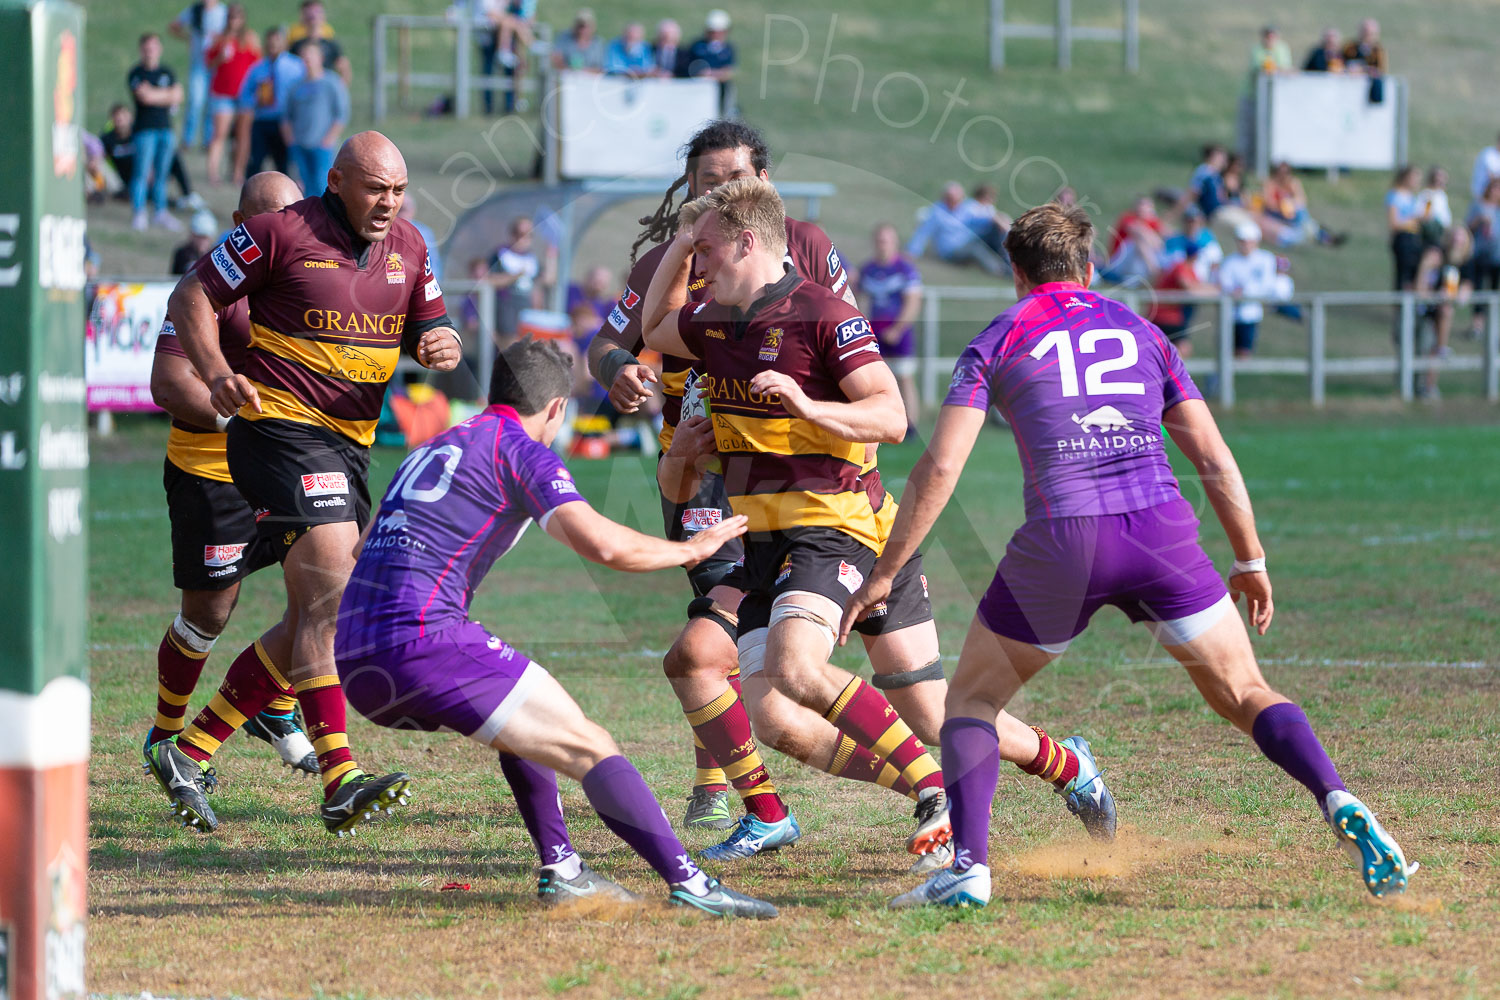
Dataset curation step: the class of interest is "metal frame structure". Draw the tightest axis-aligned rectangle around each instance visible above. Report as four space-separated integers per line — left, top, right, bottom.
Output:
989 0 1139 72
371 13 552 121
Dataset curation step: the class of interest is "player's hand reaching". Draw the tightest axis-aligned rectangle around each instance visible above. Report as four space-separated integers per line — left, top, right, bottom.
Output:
209 374 261 417
680 514 748 568
417 327 463 371
667 415 717 469
608 364 659 413
750 370 814 420
1229 570 1274 635
838 572 894 646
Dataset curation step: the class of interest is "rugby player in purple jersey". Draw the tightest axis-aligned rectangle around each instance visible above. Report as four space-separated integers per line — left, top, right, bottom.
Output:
333 339 776 918
842 204 1415 908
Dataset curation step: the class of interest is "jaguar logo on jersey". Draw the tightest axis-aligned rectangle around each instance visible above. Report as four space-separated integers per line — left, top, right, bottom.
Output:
203 543 247 567
227 224 262 264
329 344 388 382
775 555 793 585
681 508 722 532
837 560 864 593
620 286 641 310
301 471 348 496
386 251 406 284
835 316 873 349
758 327 785 362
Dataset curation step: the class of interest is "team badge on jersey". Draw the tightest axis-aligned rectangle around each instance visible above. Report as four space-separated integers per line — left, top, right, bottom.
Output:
776 555 793 585
837 560 865 593
759 327 785 362
386 252 406 284
227 224 261 264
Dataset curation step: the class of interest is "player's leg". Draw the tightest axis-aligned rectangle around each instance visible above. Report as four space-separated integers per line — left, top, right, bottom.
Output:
1155 602 1414 897
147 585 239 748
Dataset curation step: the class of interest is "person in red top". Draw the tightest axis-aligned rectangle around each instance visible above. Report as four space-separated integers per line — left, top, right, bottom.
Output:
1105 195 1166 284
161 132 462 837
205 3 260 185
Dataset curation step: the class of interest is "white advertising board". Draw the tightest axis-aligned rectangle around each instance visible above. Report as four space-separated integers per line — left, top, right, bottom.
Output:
557 72 721 179
1265 73 1404 171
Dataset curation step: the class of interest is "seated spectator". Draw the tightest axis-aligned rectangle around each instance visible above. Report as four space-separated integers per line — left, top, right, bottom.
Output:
1162 206 1223 281
1148 231 1220 359
1303 28 1345 72
605 22 654 78
1103 195 1166 286
964 183 1012 255
1183 144 1229 220
171 210 220 275
233 27 304 180
1470 133 1500 202
1387 165 1423 290
1342 19 1386 76
906 182 1007 276
281 41 348 196
1258 161 1346 247
204 4 260 185
566 265 615 323
100 103 198 209
288 1 352 84
1217 221 1283 357
855 223 923 436
398 199 443 282
1222 154 1247 208
1249 24 1292 79
652 19 682 78
1465 178 1500 337
1415 166 1452 247
551 9 604 73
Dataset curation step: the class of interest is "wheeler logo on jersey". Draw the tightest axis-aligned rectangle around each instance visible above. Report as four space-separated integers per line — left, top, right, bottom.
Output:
386 252 406 284
758 327 784 362
607 304 628 332
834 316 872 349
837 560 864 593
227 225 262 264
620 286 641 310
203 543 247 567
1071 406 1134 433
301 472 348 496
681 508 722 532
210 244 245 288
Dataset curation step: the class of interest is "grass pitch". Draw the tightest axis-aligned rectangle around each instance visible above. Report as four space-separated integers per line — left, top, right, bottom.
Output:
88 408 1498 999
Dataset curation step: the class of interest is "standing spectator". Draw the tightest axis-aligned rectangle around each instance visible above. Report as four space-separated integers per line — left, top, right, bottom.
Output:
856 223 923 436
684 9 736 106
652 19 682 78
170 210 219 274
288 1 352 84
1303 28 1345 72
565 265 614 322
203 4 259 185
1469 133 1500 202
907 182 1007 276
1415 166 1453 246
1342 19 1387 76
233 26 304 180
398 199 443 283
550 9 604 73
101 103 199 208
127 33 185 232
1465 178 1500 338
497 1 538 111
1248 25 1292 79
167 0 227 152
1387 166 1423 290
281 42 347 197
1217 221 1280 357
605 22 654 78
491 216 551 342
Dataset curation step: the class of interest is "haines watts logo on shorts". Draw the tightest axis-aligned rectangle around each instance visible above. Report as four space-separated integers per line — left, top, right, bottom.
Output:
52 31 80 178
203 543 247 567
301 472 349 496
758 327 785 362
386 251 406 284
680 508 722 533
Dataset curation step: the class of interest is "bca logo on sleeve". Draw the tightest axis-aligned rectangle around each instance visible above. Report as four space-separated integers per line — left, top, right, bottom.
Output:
301 472 349 496
835 316 873 348
827 245 843 276
227 224 262 264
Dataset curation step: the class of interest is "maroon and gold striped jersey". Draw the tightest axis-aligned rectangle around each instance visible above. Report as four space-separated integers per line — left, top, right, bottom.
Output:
154 300 251 482
675 271 888 550
194 192 449 447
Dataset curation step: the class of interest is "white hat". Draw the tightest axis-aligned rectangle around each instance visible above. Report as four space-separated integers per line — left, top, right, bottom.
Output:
190 210 219 238
1234 220 1262 242
705 9 731 31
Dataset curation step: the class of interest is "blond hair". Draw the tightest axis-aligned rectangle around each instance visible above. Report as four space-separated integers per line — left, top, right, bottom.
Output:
678 177 788 257
1003 204 1093 285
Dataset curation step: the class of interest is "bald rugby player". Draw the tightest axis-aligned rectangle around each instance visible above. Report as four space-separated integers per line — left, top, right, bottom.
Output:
162 132 462 835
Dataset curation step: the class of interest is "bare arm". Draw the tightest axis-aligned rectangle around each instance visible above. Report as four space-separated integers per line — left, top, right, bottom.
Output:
166 270 261 417
839 404 985 642
150 350 224 429
750 361 906 446
640 230 696 357
891 286 923 339
543 502 746 572
1164 398 1273 633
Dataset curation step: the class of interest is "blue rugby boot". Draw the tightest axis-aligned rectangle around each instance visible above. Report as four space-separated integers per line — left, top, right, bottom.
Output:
1325 790 1416 898
1057 736 1117 841
698 812 801 861
889 862 992 909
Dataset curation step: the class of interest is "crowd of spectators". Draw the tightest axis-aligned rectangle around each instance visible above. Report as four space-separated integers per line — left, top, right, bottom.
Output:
544 6 737 94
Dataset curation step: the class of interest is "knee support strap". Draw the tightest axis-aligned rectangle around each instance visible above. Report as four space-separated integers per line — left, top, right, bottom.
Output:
735 627 767 678
871 657 945 690
769 591 838 658
686 595 739 642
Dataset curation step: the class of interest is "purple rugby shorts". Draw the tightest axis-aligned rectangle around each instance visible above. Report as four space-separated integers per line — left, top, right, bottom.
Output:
977 496 1228 648
337 620 546 743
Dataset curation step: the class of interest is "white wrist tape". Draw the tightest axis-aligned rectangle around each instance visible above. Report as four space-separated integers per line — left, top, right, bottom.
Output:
214 414 232 432
1232 557 1266 574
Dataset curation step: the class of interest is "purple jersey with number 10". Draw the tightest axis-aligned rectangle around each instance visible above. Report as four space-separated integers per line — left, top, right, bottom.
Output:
944 281 1202 520
335 405 586 656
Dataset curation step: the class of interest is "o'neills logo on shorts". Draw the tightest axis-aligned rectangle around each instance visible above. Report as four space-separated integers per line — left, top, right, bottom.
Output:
301 472 348 496
681 508 722 532
203 543 247 567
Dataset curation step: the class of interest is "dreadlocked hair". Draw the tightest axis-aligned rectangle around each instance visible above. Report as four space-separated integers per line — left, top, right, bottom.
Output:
629 119 772 264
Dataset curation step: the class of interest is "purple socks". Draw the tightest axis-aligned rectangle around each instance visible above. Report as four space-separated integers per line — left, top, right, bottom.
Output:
1250 701 1346 805
581 755 702 886
941 717 1000 872
499 752 578 868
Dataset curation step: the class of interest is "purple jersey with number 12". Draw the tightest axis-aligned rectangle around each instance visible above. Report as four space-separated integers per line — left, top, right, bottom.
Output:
335 405 586 655
944 280 1202 519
